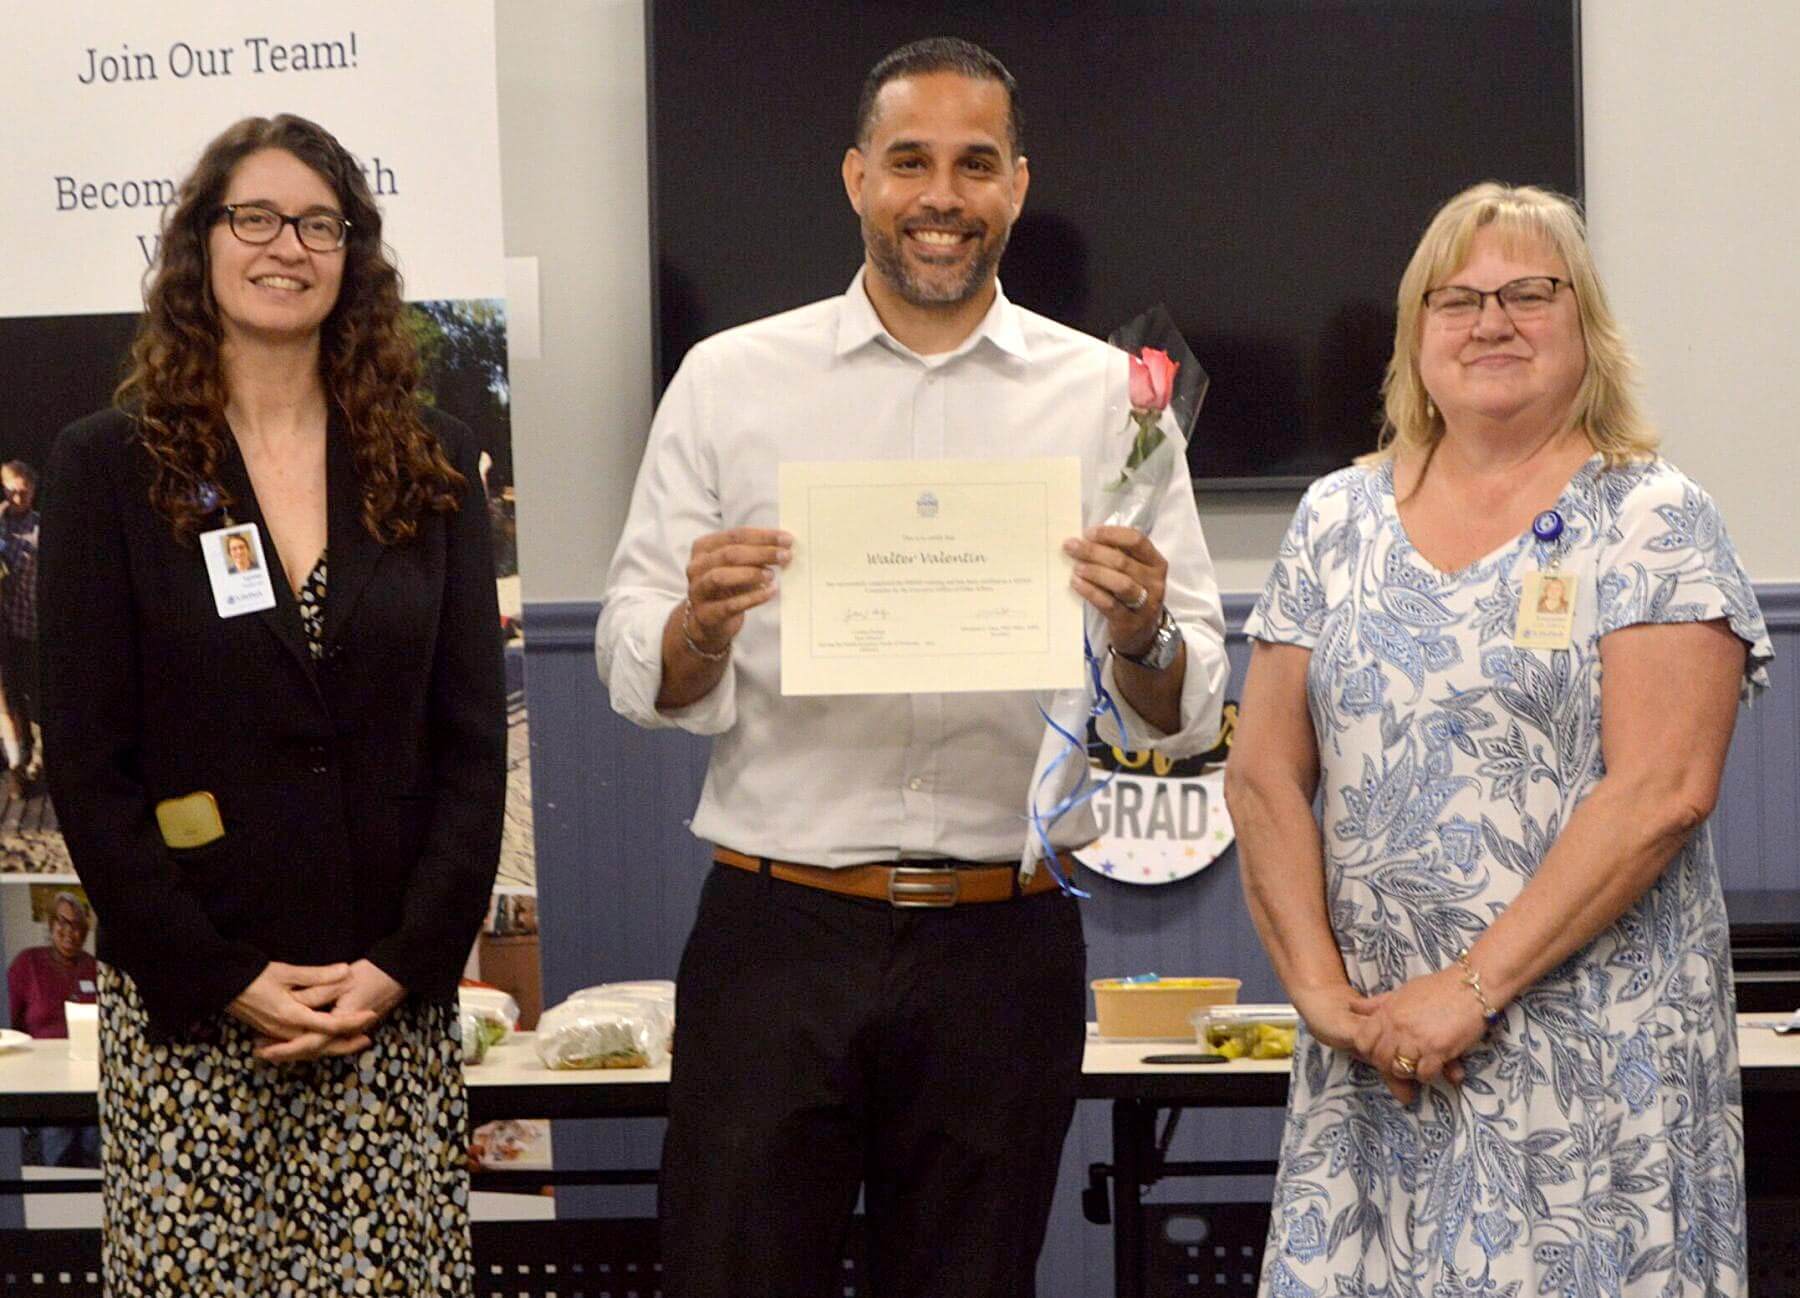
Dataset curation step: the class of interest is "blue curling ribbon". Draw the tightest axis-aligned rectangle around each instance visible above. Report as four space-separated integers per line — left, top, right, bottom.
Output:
1029 630 1130 898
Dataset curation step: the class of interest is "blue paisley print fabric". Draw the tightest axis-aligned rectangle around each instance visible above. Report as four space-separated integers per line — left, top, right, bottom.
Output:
1243 455 1771 1298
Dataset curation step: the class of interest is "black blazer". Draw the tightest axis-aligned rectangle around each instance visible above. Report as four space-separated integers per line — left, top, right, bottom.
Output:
40 405 506 1040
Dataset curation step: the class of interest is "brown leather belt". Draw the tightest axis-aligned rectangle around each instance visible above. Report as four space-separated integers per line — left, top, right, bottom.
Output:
714 846 1059 907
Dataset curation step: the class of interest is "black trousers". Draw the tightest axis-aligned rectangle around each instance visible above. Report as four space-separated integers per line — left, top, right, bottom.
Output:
660 862 1087 1298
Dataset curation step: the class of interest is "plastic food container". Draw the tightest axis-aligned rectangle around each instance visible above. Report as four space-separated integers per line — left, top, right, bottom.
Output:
1091 977 1241 1039
1193 1003 1300 1059
457 986 521 1065
535 981 677 1070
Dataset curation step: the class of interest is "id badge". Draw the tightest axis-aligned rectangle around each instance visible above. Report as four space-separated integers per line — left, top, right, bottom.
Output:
200 522 276 617
1514 570 1576 650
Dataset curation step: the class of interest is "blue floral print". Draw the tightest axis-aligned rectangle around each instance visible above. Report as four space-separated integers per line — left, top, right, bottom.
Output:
1243 455 1770 1297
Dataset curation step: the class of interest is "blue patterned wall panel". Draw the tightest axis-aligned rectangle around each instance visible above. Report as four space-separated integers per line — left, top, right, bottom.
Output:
1711 588 1800 890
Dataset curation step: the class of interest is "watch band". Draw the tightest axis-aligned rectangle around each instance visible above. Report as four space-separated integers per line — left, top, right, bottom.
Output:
1115 605 1181 671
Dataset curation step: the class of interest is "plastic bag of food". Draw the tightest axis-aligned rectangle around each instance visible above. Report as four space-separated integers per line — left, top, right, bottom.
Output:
458 985 521 1065
534 984 674 1070
469 1119 547 1167
566 979 675 1005
460 1008 510 1064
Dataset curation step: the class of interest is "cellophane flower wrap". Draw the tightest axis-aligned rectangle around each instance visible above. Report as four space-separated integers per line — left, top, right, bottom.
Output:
1022 306 1208 885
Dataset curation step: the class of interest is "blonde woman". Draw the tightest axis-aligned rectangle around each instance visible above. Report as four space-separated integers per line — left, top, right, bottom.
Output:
1227 182 1769 1295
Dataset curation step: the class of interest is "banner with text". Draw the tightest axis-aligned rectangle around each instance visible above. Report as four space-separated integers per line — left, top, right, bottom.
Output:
1 4 503 316
0 3 531 896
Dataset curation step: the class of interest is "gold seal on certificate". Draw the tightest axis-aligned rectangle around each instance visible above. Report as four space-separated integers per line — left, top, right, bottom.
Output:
778 458 1085 695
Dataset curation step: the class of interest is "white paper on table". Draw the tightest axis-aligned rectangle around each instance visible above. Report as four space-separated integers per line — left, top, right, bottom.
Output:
778 458 1084 696
63 1002 98 1061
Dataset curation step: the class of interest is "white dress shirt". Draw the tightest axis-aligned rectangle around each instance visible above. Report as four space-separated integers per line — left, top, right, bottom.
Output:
596 272 1228 866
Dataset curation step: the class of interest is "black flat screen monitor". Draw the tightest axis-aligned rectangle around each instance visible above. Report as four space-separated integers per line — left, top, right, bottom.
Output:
649 2 1581 488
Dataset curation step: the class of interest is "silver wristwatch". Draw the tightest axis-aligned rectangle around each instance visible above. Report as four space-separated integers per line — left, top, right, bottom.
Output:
1115 605 1182 671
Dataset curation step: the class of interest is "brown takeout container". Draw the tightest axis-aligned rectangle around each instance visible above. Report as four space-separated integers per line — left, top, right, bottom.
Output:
1091 977 1242 1039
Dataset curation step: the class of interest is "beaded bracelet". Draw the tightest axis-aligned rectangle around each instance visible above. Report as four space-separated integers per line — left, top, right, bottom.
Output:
680 598 731 663
1454 947 1504 1028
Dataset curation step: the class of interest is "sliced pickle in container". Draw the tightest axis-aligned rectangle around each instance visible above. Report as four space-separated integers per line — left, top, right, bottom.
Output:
1192 1003 1301 1059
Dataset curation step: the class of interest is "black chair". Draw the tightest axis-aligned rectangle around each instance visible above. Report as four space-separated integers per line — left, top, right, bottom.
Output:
1728 889 1800 1012
1749 1198 1800 1296
0 1229 103 1297
1144 1202 1270 1295
471 1216 872 1298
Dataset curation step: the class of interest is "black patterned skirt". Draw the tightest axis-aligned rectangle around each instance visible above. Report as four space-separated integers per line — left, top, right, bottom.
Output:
96 964 472 1296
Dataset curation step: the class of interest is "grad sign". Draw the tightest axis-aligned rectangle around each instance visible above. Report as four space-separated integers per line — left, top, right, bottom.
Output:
1074 703 1238 886
0 2 503 317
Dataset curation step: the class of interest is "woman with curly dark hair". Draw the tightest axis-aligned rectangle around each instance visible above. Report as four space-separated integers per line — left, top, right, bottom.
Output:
39 114 505 1295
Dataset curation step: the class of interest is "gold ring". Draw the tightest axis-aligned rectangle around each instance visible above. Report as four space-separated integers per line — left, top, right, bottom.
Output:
1123 587 1148 612
1392 1054 1418 1077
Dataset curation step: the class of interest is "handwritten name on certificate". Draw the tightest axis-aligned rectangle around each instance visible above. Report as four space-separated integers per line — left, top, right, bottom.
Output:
778 458 1084 696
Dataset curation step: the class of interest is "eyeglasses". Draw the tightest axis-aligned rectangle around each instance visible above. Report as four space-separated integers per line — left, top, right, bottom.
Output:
214 204 350 253
1422 276 1570 324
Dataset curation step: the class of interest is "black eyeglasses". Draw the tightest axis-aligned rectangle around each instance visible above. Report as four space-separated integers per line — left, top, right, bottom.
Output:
1422 276 1570 324
214 204 351 253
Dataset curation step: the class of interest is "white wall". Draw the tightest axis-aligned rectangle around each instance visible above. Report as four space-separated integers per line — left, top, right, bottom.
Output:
495 0 1800 600
497 0 653 605
1582 1 1800 584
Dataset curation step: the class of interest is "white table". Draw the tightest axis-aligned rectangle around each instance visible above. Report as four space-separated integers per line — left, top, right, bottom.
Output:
0 1032 671 1126
5 1015 1796 1296
1080 1012 1800 1298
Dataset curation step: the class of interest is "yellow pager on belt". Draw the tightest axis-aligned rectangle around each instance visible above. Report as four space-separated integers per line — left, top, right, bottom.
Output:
155 791 225 849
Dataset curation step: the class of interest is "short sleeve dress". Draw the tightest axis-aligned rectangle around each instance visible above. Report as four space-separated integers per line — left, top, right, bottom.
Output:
1242 455 1771 1298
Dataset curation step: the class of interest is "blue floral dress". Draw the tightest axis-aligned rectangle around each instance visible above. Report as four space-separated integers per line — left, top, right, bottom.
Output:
1243 455 1771 1298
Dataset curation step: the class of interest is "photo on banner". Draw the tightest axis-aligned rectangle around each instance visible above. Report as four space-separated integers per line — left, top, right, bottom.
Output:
0 6 535 923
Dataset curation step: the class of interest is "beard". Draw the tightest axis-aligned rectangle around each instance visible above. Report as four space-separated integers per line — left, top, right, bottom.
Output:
862 216 1009 308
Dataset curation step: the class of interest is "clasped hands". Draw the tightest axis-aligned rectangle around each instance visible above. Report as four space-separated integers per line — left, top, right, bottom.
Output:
679 524 1169 658
227 958 405 1064
1301 969 1491 1105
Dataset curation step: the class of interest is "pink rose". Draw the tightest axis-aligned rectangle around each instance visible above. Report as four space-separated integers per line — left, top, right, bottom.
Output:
1128 348 1179 413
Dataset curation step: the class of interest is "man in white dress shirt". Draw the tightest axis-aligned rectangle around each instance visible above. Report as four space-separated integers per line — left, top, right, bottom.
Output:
597 37 1228 1297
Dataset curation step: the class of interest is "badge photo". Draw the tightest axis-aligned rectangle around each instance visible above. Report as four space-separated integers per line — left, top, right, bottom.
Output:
1514 569 1577 650
200 522 277 618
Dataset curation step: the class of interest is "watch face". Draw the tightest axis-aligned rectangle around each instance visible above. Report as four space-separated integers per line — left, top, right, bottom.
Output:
1143 624 1180 670
1123 609 1180 670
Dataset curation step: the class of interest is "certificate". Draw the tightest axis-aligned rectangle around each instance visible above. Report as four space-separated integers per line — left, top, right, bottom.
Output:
779 458 1084 696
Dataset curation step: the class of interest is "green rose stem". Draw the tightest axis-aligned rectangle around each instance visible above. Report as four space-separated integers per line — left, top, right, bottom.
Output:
1110 408 1167 489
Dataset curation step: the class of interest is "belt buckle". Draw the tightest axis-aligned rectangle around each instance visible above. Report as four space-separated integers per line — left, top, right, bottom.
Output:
887 866 959 908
